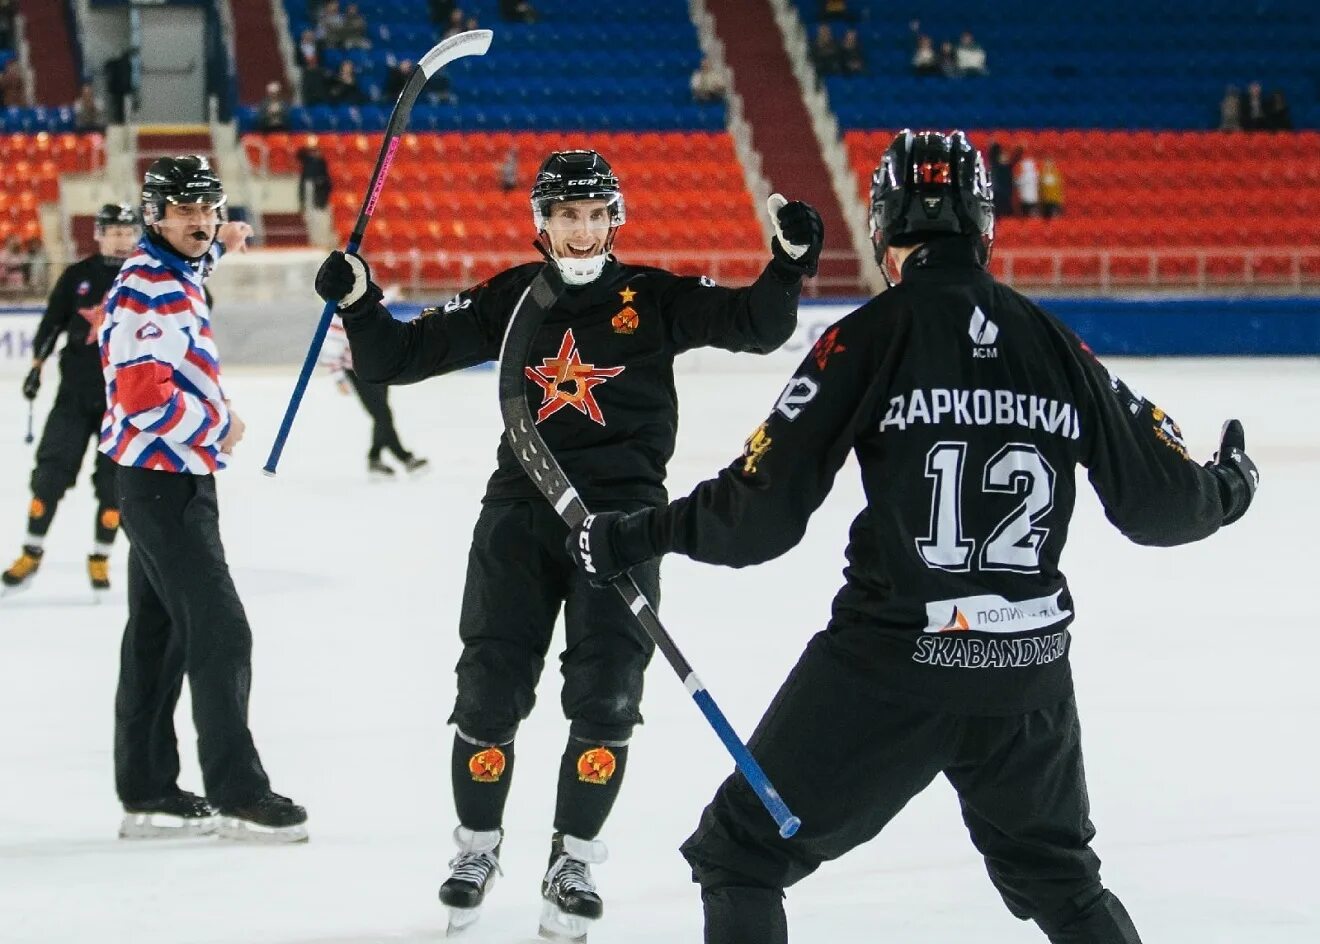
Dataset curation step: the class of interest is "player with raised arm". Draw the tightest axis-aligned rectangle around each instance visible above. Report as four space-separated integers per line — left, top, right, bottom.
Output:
2 204 138 598
566 131 1258 944
313 148 824 938
101 156 307 843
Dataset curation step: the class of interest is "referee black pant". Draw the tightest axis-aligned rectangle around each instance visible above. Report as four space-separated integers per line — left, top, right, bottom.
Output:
682 630 1141 944
346 369 410 463
113 466 270 808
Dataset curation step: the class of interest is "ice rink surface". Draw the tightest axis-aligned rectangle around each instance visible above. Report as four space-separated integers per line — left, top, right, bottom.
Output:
0 356 1316 943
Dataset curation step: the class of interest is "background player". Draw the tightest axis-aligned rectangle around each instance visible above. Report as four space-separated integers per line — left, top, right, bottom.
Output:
313 147 824 939
565 130 1259 944
2 204 139 598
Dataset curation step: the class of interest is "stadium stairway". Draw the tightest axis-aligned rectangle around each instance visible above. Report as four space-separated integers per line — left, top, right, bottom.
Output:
231 0 290 104
16 0 79 105
706 0 858 289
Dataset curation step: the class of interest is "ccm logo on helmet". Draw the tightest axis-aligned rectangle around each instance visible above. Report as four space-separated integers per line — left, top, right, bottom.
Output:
567 178 600 186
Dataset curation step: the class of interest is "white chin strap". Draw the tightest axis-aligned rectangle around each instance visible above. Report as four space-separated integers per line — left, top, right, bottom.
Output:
554 252 608 286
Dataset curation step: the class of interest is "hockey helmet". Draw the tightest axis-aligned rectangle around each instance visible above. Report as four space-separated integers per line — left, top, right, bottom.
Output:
869 130 993 280
94 202 141 235
530 149 624 285
141 155 227 227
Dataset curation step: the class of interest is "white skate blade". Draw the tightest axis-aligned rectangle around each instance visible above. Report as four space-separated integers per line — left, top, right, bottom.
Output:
216 815 308 844
538 900 595 943
445 905 482 936
0 581 33 599
118 811 217 839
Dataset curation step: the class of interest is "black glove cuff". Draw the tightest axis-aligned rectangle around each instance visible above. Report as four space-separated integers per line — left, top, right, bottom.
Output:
1209 461 1253 527
340 279 384 319
612 509 661 570
768 242 812 281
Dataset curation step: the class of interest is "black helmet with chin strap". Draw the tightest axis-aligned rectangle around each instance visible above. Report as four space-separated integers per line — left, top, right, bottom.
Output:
141 155 227 227
869 130 994 284
94 202 140 235
529 149 626 285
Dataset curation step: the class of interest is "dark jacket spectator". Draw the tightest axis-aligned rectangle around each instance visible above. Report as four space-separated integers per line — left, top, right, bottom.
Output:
340 3 371 50
428 0 456 26
73 82 105 131
442 9 465 38
298 140 332 210
955 31 987 76
499 0 537 23
327 60 367 106
812 24 842 77
104 49 136 123
0 0 16 52
840 28 865 75
1263 90 1292 131
988 142 1016 218
0 58 25 106
258 81 290 131
384 58 415 101
297 28 324 70
938 41 959 78
911 34 938 77
1218 85 1242 131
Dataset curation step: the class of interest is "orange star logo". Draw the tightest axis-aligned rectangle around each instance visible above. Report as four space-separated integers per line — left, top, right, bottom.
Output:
468 746 507 783
524 328 625 425
78 303 106 345
576 747 617 785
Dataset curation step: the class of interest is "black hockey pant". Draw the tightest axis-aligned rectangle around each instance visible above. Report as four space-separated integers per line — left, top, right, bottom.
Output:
682 631 1141 944
29 385 117 536
346 369 410 462
113 467 270 808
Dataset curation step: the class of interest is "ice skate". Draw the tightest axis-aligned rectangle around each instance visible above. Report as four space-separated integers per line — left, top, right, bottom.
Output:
1 545 42 596
403 455 431 477
87 553 110 600
439 826 502 936
119 789 216 839
538 832 607 942
368 457 395 480
215 791 308 843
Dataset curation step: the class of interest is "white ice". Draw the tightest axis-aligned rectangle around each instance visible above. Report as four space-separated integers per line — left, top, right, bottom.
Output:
0 357 1316 943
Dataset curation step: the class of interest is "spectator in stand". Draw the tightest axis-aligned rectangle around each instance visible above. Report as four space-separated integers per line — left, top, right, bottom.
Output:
818 0 857 21
1263 90 1292 130
463 15 480 33
0 0 16 52
24 235 47 294
104 48 136 123
1241 81 1266 130
428 0 456 27
327 60 367 106
499 147 518 192
0 234 28 290
74 82 106 131
1218 85 1242 131
0 58 25 107
340 3 372 50
257 81 290 131
297 138 333 211
1014 147 1040 217
499 0 537 23
384 57 415 101
955 31 987 76
297 27 324 70
443 9 466 39
911 34 938 77
988 142 1015 218
839 28 865 75
317 0 347 48
690 56 727 103
812 24 842 78
1040 157 1064 219
938 41 959 78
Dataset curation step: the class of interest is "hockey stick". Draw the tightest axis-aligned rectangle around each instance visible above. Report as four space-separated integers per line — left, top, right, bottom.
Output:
24 401 33 444
498 266 801 839
263 28 493 476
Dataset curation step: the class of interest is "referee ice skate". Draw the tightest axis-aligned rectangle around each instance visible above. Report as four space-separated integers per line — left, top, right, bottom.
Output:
2 204 137 597
315 148 824 937
101 156 307 843
567 131 1259 944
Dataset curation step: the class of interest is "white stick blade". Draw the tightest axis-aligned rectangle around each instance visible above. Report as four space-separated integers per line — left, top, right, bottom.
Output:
420 29 494 78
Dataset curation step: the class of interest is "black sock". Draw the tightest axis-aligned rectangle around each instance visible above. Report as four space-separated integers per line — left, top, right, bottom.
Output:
26 495 57 539
94 504 119 549
553 736 629 840
451 732 515 831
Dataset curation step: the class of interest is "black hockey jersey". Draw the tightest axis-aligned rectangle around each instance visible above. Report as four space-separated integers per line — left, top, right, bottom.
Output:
342 257 802 504
646 239 1226 714
32 255 123 397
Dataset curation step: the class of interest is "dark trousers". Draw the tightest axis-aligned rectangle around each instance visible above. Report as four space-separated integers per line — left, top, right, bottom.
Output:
29 385 116 535
113 467 270 808
449 500 659 745
682 631 1140 944
346 369 409 462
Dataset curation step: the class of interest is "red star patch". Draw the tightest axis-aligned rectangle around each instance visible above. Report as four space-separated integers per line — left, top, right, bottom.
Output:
523 328 625 425
78 304 106 345
811 326 846 371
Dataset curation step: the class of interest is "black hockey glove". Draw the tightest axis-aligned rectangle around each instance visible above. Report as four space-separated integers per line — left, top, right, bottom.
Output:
314 250 383 317
21 366 40 401
767 194 824 278
565 510 659 587
1206 419 1258 526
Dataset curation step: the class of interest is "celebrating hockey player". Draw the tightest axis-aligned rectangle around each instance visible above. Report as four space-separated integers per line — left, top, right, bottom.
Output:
2 204 138 598
565 131 1259 944
313 148 824 938
101 156 307 843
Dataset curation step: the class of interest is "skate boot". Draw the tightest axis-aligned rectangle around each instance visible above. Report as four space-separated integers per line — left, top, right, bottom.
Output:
216 791 308 843
439 825 503 936
538 832 607 942
88 553 110 598
402 455 431 477
1 545 42 595
119 789 216 839
368 457 395 480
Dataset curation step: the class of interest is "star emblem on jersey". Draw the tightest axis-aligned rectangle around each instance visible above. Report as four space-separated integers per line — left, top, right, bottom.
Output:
524 328 625 425
618 286 636 304
811 326 846 370
576 747 617 785
78 303 106 345
468 746 507 783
